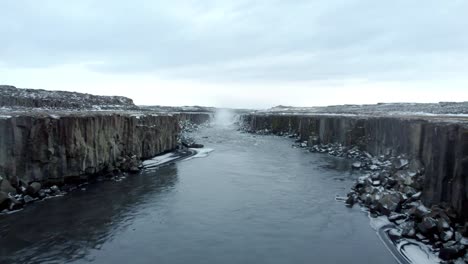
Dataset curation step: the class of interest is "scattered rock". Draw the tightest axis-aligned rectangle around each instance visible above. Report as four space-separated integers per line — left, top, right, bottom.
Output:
50 185 60 194
377 192 402 215
0 178 17 194
400 221 416 237
8 196 23 211
461 237 468 246
0 191 9 210
440 230 454 242
23 195 35 204
439 245 466 261
345 195 356 207
388 213 407 222
26 182 42 196
408 205 430 220
393 158 409 170
352 162 362 169
417 217 438 235
129 166 140 173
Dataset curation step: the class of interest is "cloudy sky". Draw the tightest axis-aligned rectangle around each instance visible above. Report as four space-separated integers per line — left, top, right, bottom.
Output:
1 0 467 108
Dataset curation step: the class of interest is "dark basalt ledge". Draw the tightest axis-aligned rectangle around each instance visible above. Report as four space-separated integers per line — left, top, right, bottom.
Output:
241 114 468 222
0 112 180 184
177 112 213 125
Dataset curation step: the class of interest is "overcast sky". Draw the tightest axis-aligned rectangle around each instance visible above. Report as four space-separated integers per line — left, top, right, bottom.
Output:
1 0 467 108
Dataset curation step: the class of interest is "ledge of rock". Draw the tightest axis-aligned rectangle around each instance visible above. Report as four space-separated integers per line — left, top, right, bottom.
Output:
0 112 180 184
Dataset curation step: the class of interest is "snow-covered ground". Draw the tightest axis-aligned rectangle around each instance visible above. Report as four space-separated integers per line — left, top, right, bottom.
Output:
258 102 468 117
370 215 442 264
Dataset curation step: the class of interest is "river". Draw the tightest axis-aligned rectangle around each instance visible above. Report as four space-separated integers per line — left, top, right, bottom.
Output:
0 124 397 264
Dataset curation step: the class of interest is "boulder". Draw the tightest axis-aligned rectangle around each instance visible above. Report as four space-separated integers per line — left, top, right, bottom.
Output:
437 218 451 233
0 191 9 210
345 194 356 207
23 195 35 204
352 161 362 169
8 196 23 211
0 178 16 194
26 182 42 196
408 205 430 220
388 213 407 222
393 158 409 170
439 245 466 261
417 217 438 235
50 185 60 194
377 193 403 215
400 221 416 237
408 159 424 175
189 143 204 148
440 230 454 242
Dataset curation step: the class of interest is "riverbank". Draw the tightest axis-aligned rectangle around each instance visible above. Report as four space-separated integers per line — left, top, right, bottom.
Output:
0 85 213 214
241 112 468 263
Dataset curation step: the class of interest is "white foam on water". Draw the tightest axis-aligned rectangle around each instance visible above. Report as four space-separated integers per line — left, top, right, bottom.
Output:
142 152 181 167
184 148 214 161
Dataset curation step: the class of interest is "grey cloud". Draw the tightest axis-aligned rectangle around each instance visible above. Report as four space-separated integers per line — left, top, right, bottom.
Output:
1 0 467 82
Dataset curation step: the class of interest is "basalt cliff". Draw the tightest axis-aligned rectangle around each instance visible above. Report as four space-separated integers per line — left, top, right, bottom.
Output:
0 86 211 211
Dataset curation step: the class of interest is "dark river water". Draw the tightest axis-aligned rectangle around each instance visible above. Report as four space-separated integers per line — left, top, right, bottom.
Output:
0 125 397 264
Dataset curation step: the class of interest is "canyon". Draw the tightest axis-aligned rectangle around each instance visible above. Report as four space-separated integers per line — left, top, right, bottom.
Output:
0 85 467 263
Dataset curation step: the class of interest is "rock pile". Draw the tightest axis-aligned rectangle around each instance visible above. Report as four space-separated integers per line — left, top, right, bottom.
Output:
296 141 467 262
0 152 145 214
0 176 63 213
178 120 208 149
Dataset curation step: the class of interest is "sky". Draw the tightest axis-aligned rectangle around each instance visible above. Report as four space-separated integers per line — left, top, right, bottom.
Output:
1 0 467 108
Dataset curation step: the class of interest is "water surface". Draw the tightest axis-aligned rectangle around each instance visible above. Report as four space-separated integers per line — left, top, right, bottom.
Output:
0 126 396 264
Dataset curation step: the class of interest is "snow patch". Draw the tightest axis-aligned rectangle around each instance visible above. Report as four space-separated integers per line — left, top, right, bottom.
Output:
397 240 441 264
369 215 441 264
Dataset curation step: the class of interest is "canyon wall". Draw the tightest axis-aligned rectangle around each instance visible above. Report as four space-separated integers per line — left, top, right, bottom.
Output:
176 112 213 125
0 113 180 184
242 114 468 221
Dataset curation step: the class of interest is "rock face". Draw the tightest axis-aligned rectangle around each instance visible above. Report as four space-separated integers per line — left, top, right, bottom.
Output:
177 112 213 125
0 85 137 110
0 113 179 183
241 114 468 221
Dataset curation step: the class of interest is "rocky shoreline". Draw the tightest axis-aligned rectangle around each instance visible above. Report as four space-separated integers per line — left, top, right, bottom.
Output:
241 115 468 263
306 141 466 262
0 85 213 215
0 117 209 215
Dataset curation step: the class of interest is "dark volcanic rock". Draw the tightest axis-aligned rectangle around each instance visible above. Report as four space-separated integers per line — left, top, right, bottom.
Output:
241 110 468 261
0 114 180 183
0 178 16 194
400 221 416 237
23 195 34 204
417 217 438 235
241 113 468 221
439 245 466 261
377 193 403 215
26 182 41 196
0 191 9 210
